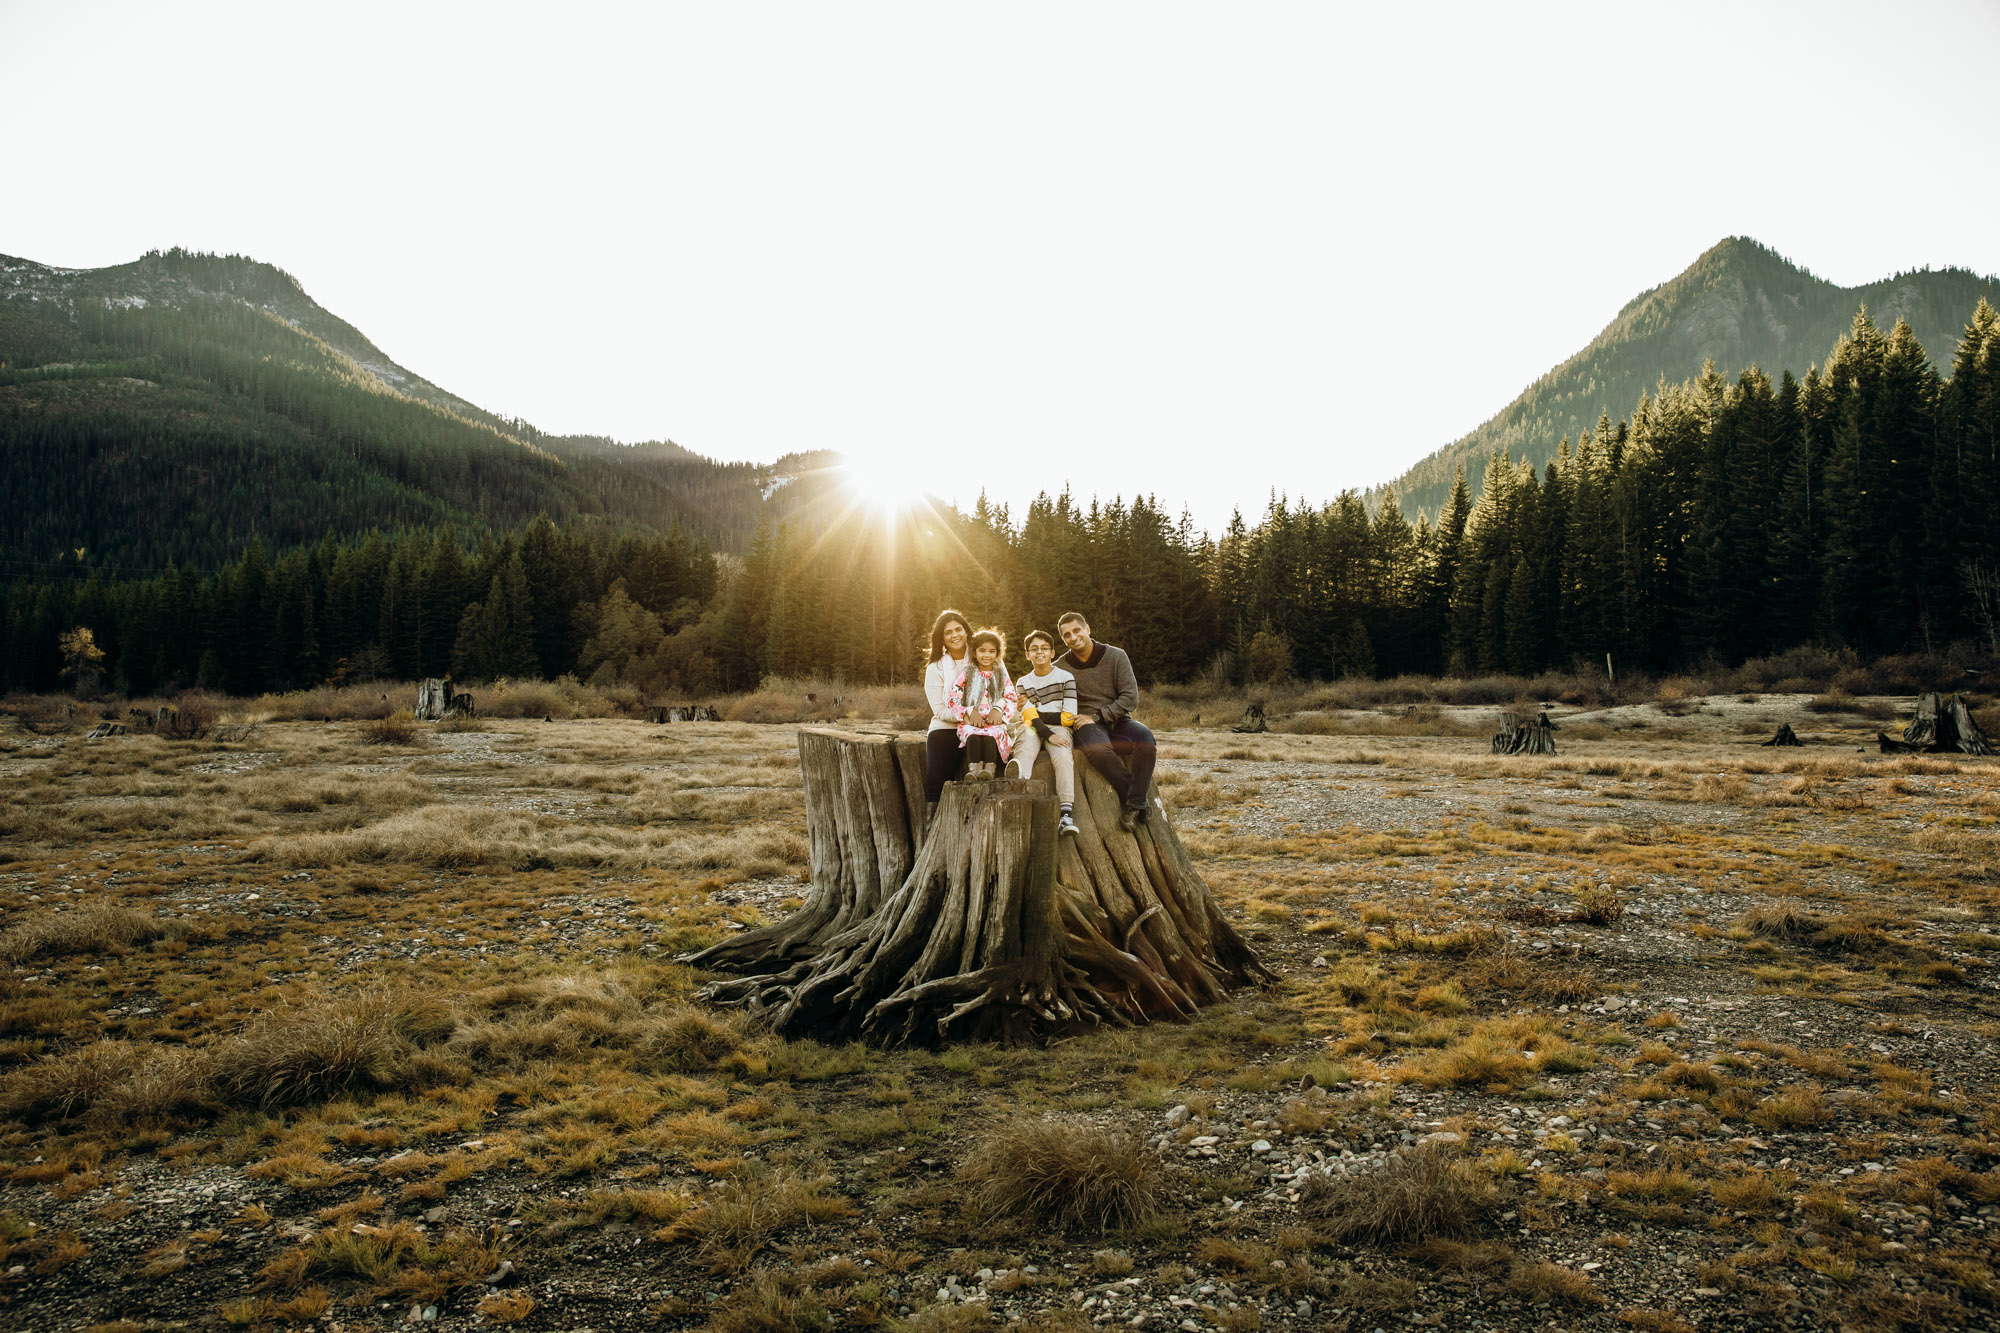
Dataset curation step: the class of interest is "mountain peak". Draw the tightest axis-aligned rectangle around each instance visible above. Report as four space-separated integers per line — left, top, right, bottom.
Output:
1377 240 2000 516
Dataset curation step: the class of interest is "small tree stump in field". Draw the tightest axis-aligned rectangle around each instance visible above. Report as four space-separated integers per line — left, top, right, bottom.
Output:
415 677 455 721
647 705 719 723
1491 711 1556 755
683 727 1270 1047
1878 693 1993 755
1760 723 1803 747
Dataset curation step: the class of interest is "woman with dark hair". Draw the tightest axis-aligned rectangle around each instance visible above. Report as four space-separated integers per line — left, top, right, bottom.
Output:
922 609 972 806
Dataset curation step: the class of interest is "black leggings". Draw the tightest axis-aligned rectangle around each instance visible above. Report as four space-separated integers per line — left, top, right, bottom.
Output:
964 735 1000 766
924 729 964 802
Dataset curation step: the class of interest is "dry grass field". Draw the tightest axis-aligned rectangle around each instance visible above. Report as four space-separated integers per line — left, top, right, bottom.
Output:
0 688 1996 1332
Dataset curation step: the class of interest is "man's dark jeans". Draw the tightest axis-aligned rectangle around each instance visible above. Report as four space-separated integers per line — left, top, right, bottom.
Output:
1074 718 1156 811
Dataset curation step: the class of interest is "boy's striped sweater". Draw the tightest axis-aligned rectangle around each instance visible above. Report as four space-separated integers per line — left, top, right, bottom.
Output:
1017 666 1078 719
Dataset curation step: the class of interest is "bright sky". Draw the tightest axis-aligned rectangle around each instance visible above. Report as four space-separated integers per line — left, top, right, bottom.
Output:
6 2 1998 531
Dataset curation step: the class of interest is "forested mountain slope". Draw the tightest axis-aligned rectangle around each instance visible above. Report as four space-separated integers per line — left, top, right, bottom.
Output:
1380 238 2000 516
0 249 827 573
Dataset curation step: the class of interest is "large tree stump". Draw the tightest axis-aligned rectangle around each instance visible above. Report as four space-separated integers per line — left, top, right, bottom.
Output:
1879 693 1993 755
683 727 1270 1046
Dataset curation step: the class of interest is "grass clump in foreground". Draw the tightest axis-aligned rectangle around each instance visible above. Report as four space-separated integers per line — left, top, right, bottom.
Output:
1 986 458 1124
0 901 200 962
655 1167 856 1268
1301 1145 1499 1243
211 987 457 1108
959 1118 1162 1234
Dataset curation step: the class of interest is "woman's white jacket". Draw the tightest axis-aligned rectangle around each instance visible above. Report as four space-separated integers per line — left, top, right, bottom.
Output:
924 654 967 733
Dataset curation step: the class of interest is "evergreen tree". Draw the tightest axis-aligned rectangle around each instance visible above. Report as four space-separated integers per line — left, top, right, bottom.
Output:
453 552 538 679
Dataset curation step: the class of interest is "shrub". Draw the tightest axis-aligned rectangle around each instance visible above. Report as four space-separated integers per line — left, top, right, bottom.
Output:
476 675 604 720
1569 886 1626 926
958 1118 1161 1233
256 684 398 721
365 709 419 746
1301 1145 1497 1243
1245 631 1295 684
158 691 217 740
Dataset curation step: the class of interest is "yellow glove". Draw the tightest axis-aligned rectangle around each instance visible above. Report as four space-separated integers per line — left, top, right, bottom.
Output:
1060 711 1076 728
1020 704 1039 724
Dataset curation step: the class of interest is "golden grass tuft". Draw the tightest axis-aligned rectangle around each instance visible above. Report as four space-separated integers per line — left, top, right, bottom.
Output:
1502 1258 1604 1306
1734 900 1824 942
212 987 456 1108
0 900 198 961
446 972 742 1075
251 802 807 873
958 1118 1162 1233
701 1271 835 1332
0 1041 216 1125
1570 885 1626 926
1466 945 1599 1005
655 1167 856 1260
365 708 421 745
1300 1146 1498 1243
475 1290 537 1324
636 1007 745 1073
1751 1085 1831 1130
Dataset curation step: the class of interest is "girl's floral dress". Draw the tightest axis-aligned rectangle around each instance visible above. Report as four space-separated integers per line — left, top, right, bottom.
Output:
950 664 1019 761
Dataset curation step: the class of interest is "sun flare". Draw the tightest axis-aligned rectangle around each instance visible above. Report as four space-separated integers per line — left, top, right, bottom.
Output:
837 453 928 516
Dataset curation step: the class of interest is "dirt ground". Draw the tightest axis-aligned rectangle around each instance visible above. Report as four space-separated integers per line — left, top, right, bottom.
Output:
0 691 1995 1333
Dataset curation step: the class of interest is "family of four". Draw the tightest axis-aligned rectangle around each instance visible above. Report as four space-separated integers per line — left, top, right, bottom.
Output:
920 609 1157 836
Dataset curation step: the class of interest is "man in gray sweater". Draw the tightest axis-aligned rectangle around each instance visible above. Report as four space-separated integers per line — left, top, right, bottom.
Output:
1055 612 1156 832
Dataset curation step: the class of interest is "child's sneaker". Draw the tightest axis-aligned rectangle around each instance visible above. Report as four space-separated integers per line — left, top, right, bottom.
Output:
1058 813 1079 838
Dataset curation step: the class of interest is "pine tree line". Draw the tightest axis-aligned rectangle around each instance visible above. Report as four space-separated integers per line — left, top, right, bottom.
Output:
0 518 716 697
4 302 1995 699
705 302 2000 689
